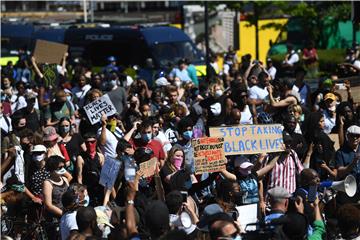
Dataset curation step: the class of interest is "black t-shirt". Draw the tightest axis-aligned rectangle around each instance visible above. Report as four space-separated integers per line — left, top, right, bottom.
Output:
63 133 84 162
200 95 226 127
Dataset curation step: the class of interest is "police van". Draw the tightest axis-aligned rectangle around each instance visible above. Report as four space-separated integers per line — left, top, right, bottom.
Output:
64 25 206 75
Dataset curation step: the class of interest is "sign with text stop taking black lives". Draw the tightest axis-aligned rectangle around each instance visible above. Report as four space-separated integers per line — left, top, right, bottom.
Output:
209 124 284 156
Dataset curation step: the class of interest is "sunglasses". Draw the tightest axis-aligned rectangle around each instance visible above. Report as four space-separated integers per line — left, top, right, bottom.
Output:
86 140 96 143
349 134 360 139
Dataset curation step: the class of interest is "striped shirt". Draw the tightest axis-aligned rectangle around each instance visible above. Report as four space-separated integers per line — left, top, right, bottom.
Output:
268 150 304 194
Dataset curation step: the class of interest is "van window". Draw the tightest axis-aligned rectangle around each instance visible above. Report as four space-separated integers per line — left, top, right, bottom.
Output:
151 41 203 67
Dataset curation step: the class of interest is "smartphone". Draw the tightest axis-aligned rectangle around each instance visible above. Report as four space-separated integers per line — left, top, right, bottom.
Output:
180 191 188 203
307 185 318 203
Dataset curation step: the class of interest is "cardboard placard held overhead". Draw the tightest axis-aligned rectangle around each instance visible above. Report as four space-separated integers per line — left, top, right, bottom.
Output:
139 157 158 178
209 124 284 156
33 39 68 64
192 137 226 174
84 94 117 125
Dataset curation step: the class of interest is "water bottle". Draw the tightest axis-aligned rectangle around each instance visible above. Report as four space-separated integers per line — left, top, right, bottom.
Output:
124 155 136 182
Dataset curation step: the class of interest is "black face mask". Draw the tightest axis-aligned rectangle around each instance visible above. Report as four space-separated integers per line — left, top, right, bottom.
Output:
233 191 243 205
21 143 31 152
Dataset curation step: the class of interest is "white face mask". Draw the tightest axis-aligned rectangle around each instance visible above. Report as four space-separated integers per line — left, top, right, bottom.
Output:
215 89 223 98
32 153 45 162
55 167 66 175
175 81 181 87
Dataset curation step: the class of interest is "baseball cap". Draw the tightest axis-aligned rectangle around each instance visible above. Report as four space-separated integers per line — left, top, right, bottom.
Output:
347 125 360 135
268 186 291 199
197 204 224 231
234 156 253 169
95 208 114 228
155 77 170 87
324 93 336 101
31 145 47 153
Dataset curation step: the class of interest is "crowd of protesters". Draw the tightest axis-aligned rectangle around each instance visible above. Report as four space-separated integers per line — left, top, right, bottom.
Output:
1 43 360 240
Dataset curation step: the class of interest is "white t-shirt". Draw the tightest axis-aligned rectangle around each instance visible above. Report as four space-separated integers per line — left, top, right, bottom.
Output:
97 127 118 158
240 105 253 125
249 85 269 101
323 111 336 134
285 51 299 66
60 211 78 240
267 66 277 80
0 115 12 134
154 131 172 152
353 60 360 69
72 84 92 108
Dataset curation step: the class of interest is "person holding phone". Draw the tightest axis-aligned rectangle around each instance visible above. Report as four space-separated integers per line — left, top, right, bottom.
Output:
291 168 321 235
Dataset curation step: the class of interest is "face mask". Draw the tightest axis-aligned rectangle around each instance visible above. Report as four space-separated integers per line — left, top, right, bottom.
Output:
83 195 90 207
233 235 242 240
86 141 97 154
110 80 117 87
239 168 251 176
175 81 181 87
10 184 25 193
183 130 193 140
184 179 192 190
172 156 183 170
60 126 70 134
55 167 66 175
142 133 152 142
215 89 223 98
32 153 45 161
107 119 117 132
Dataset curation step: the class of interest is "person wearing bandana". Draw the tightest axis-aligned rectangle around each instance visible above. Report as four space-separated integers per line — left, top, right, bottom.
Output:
76 132 105 206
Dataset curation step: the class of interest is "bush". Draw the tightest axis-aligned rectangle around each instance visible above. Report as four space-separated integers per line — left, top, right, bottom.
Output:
270 48 346 76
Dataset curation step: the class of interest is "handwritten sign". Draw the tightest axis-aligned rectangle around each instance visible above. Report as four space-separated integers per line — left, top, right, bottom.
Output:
41 64 58 88
84 94 117 125
192 137 226 174
33 39 68 64
99 156 121 190
209 124 284 156
139 157 157 178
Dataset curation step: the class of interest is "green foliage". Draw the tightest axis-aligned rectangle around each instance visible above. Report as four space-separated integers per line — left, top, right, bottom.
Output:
270 49 346 74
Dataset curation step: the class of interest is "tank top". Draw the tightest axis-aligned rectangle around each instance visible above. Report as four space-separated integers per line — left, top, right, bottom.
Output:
81 152 101 186
49 177 68 209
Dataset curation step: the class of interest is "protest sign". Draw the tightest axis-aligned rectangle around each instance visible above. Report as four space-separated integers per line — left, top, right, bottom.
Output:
209 124 283 156
41 64 58 89
329 133 340 150
192 137 226 174
236 204 258 231
139 157 158 178
99 156 121 190
84 94 117 125
33 39 68 64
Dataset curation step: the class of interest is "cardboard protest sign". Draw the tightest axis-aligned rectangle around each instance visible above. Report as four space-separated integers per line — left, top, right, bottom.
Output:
139 157 158 178
209 124 283 156
329 133 340 150
33 39 68 64
84 94 117 125
99 156 121 190
192 137 226 174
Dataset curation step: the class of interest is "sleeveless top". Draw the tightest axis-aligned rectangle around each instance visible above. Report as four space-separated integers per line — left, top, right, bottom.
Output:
81 152 101 186
49 177 68 209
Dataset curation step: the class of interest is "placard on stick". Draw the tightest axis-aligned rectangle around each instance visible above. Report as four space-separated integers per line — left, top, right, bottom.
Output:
139 157 158 178
84 94 117 125
192 137 226 174
33 39 68 64
209 124 284 156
